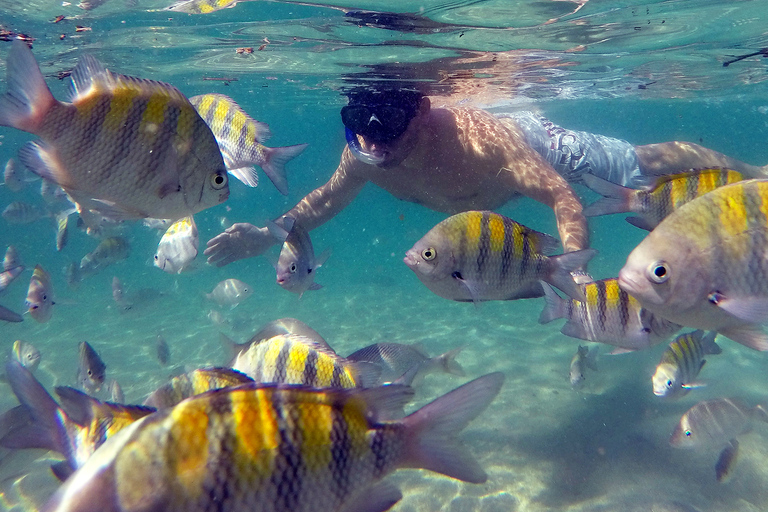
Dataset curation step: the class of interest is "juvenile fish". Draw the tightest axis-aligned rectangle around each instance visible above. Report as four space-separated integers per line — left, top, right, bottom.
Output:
652 330 722 398
569 344 598 389
190 93 307 194
143 367 253 409
0 304 22 323
205 278 252 308
42 372 504 512
0 262 23 294
76 341 107 394
11 340 41 372
0 361 155 481
154 215 198 273
80 237 130 278
346 342 465 386
0 40 229 222
111 276 132 311
670 398 768 449
583 168 744 230
619 179 768 351
155 334 170 366
404 210 595 303
231 333 380 388
25 264 54 323
107 379 124 403
3 158 23 192
539 280 681 352
2 201 44 224
268 216 330 298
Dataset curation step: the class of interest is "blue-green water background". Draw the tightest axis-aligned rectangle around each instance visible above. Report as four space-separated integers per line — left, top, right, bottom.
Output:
1 0 768 510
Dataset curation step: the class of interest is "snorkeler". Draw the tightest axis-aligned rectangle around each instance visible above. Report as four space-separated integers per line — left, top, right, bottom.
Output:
204 87 767 268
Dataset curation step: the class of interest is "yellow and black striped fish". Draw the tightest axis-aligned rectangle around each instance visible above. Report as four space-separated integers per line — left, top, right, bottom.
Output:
232 333 380 388
0 41 229 223
539 278 681 352
166 0 239 14
191 93 307 194
652 330 721 398
143 367 254 409
620 179 768 351
404 210 595 303
0 361 155 481
583 167 743 230
43 372 504 512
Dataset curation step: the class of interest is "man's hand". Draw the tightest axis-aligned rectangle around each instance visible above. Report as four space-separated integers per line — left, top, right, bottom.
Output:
204 223 273 267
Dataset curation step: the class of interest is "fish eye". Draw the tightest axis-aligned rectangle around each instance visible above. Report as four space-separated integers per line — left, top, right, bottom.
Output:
87 369 93 376
210 171 228 190
647 261 669 284
421 247 436 261
290 263 297 273
685 430 692 437
666 380 673 388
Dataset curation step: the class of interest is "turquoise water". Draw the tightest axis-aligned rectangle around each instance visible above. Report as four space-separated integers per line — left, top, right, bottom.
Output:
1 0 768 511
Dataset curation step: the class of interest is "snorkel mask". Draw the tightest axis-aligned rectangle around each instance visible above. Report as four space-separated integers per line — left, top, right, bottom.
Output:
341 88 422 165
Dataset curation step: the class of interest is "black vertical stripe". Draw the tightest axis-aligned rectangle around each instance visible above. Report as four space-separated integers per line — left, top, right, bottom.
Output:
328 400 351 500
270 391 304 512
618 288 631 333
203 390 236 512
330 364 344 388
370 428 388 478
302 350 318 386
595 281 607 333
274 340 293 383
102 95 148 183
520 231 531 279
500 217 513 281
744 182 768 295
476 212 491 276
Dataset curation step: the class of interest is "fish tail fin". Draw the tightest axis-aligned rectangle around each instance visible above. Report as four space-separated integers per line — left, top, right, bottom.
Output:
0 41 56 133
0 361 71 457
700 331 722 355
581 174 635 217
260 143 308 196
539 282 568 324
434 346 466 376
400 372 504 483
547 249 596 301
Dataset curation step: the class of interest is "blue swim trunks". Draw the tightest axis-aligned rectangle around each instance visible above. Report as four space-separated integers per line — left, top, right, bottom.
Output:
498 112 643 188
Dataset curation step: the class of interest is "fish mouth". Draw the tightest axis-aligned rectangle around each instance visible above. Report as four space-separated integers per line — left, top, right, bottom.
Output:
617 268 641 297
403 251 419 270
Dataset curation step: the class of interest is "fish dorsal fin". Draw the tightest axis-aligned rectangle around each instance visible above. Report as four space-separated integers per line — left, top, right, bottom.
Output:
70 55 188 104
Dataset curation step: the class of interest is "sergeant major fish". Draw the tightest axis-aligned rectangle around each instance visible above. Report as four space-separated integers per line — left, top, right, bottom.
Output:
166 0 240 15
190 93 307 194
143 367 253 409
76 341 107 394
26 265 54 323
0 40 229 223
404 210 595 304
346 342 465 386
3 158 24 192
0 245 24 293
569 344 598 389
268 216 330 298
80 237 130 278
220 317 331 363
652 330 722 398
670 398 768 449
231 333 380 388
154 215 198 274
539 280 681 352
12 340 41 372
583 168 744 230
619 179 768 351
41 372 504 512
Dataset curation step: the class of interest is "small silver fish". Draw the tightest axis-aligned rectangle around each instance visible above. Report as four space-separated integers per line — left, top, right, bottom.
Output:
12 340 41 372
0 41 230 223
0 266 23 294
2 201 44 224
25 265 54 323
3 158 23 192
76 341 107 394
3 245 22 271
652 330 722 398
190 93 307 193
268 216 329 298
111 277 132 311
405 211 594 304
0 304 22 323
40 180 69 206
64 261 81 290
156 334 170 367
154 216 198 274
569 344 598 389
346 342 465 386
670 398 768 449
80 237 130 278
205 278 252 308
107 379 124 403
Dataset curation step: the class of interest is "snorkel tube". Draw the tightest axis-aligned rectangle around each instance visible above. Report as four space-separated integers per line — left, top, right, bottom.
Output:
345 128 386 166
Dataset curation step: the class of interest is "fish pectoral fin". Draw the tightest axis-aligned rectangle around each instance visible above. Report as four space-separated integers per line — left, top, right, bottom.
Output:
714 295 768 324
309 282 323 291
624 216 655 231
18 141 67 186
681 381 706 389
608 347 636 355
89 198 144 221
718 324 768 351
314 247 332 268
337 481 402 512
452 272 482 306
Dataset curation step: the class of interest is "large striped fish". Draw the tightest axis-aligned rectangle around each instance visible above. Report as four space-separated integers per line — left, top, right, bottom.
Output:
652 330 721 398
231 333 380 388
190 93 307 194
41 372 504 512
404 210 595 303
0 41 229 222
619 179 768 351
583 167 744 230
539 279 681 352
